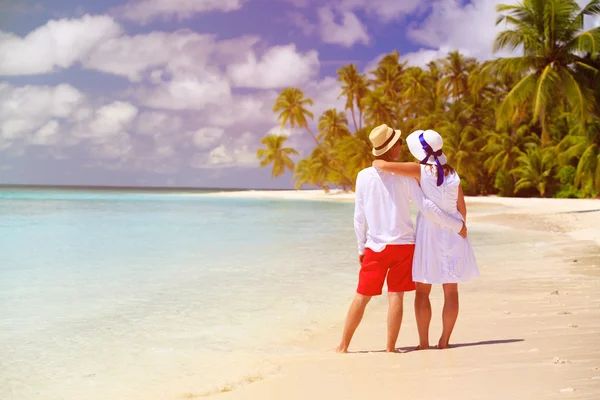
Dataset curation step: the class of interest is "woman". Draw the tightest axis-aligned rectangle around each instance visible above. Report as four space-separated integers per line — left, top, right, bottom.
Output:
373 129 479 349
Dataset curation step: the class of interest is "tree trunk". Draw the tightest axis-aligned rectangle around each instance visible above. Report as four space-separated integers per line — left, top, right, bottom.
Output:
540 107 549 146
358 105 363 131
350 106 358 133
304 125 355 184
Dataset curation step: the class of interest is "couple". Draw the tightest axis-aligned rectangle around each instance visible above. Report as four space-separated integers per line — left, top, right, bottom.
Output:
336 124 480 353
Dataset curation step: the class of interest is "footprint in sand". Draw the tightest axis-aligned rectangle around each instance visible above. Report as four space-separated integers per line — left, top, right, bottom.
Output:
553 357 571 364
558 311 572 315
559 387 575 394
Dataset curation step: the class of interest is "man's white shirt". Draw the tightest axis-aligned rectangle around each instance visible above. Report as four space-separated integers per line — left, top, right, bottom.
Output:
354 167 463 255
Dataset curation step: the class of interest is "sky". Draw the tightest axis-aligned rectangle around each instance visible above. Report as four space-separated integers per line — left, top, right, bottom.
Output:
0 0 598 189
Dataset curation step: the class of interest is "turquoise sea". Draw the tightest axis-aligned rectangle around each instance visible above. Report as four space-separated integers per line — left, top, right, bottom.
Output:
0 188 359 400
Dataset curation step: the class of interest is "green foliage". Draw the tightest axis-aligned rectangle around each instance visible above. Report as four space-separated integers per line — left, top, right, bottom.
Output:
257 0 600 198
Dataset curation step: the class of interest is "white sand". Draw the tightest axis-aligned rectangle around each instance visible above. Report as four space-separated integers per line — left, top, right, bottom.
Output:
193 191 600 399
197 189 356 202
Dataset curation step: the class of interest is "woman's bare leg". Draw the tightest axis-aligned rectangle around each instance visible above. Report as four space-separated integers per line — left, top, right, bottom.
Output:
414 282 432 350
438 283 459 349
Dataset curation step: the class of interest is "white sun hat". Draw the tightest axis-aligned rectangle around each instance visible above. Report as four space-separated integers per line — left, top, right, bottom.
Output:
406 129 447 186
369 124 402 156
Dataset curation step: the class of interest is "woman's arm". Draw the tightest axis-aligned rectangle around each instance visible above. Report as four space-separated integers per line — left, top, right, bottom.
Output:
372 160 420 179
457 184 467 222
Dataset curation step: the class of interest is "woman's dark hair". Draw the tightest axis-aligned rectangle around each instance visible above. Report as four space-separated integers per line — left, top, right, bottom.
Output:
426 164 455 176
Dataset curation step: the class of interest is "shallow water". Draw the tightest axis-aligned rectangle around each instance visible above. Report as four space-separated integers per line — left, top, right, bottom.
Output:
0 189 361 399
0 188 490 399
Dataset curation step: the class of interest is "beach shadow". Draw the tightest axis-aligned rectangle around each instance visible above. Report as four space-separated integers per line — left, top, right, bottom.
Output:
560 209 600 214
448 338 524 349
347 338 524 354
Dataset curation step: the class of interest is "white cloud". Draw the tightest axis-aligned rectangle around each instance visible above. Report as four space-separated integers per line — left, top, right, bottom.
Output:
30 120 60 145
288 0 424 23
404 46 455 67
135 111 184 136
267 125 294 137
191 131 259 169
339 0 424 22
192 127 224 149
202 144 257 168
89 132 133 160
206 145 234 166
305 76 346 118
0 15 122 75
227 44 320 89
85 31 260 82
289 11 316 36
0 83 83 119
115 0 245 25
318 7 370 47
131 73 232 110
377 0 598 67
84 31 214 82
578 0 600 30
1 120 30 140
86 101 138 138
207 91 277 128
406 0 514 61
0 83 84 141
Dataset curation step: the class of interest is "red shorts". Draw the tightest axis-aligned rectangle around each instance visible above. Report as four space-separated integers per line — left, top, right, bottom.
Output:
357 244 416 296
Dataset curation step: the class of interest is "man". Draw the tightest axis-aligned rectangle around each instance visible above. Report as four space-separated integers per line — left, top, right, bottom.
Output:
335 124 466 353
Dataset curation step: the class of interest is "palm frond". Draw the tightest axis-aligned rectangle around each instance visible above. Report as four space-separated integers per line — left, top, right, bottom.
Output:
497 72 537 128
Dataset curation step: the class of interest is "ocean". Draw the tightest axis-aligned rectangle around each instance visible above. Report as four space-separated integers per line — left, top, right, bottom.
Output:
0 188 359 399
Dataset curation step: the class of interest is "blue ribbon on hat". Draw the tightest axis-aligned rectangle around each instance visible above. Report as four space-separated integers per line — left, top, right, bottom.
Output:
419 133 445 186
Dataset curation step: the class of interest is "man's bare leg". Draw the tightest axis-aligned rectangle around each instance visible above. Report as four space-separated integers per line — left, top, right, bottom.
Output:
336 294 371 353
438 283 459 349
414 282 432 350
387 292 404 352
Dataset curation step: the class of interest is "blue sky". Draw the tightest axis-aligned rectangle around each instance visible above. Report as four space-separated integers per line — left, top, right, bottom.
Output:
0 0 597 188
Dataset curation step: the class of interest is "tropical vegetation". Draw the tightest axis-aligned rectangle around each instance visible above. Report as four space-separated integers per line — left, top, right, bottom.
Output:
256 0 600 198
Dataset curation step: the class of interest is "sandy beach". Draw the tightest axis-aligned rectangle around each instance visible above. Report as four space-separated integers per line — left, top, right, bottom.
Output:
194 191 600 400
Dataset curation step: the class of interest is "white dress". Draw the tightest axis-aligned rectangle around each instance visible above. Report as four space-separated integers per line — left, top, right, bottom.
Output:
412 165 480 284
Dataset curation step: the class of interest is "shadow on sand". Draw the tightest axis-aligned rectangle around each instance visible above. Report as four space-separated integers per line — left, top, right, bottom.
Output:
348 338 525 354
560 209 600 214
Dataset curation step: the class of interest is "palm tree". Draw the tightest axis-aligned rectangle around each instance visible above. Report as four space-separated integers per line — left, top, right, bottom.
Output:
318 109 351 144
361 88 396 127
491 0 600 144
294 158 325 191
438 118 486 191
332 128 374 189
556 116 600 195
441 51 477 100
483 125 539 195
293 149 343 192
273 88 353 183
401 66 433 119
256 135 298 178
337 65 368 131
511 144 557 196
369 50 406 101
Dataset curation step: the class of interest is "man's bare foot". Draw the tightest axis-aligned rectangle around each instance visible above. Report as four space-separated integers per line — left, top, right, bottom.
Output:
415 344 430 350
335 344 348 353
386 348 399 353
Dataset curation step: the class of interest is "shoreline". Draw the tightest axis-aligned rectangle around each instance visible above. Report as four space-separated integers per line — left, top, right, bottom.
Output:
193 192 600 399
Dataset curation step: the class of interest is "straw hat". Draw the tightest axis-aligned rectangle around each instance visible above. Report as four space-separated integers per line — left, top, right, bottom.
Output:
406 129 447 165
369 124 402 156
